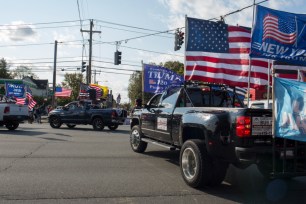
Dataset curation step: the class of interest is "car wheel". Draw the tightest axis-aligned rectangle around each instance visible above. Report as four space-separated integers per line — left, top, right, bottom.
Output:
92 118 104 130
6 122 19 130
108 124 119 130
130 125 147 153
66 124 76 128
49 116 62 128
180 139 214 188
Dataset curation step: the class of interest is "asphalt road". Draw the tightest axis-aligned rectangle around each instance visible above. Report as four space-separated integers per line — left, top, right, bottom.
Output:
0 122 306 203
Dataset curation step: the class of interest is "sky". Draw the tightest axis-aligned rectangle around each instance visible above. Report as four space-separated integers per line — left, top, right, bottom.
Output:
0 0 305 103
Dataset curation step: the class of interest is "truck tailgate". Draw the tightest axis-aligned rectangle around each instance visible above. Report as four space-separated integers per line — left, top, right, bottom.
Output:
247 108 272 136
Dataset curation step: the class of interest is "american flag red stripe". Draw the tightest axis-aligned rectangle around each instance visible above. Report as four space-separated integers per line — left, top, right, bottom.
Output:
89 85 102 99
15 98 26 105
185 24 270 89
263 14 297 44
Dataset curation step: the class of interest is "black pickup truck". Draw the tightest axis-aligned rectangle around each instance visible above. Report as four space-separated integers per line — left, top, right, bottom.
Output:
130 82 306 188
48 101 127 130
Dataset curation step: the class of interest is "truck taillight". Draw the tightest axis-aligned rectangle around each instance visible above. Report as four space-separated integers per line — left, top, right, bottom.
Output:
4 106 10 114
111 111 118 118
236 116 251 137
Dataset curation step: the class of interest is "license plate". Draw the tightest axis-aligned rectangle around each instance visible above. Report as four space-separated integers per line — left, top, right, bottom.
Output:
252 117 272 135
252 117 272 126
280 150 294 158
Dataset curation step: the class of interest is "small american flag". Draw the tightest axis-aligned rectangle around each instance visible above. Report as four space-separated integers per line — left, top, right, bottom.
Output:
89 84 102 99
149 79 156 85
263 14 297 44
15 97 26 105
55 87 72 97
26 92 37 110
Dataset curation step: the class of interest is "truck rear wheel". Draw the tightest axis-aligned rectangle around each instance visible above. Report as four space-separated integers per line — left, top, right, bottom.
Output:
180 139 213 188
92 118 104 130
6 122 19 130
130 125 147 153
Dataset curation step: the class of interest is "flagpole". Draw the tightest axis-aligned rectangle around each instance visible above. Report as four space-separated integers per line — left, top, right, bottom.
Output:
141 60 144 104
272 59 276 175
267 60 270 107
247 0 257 107
184 15 187 81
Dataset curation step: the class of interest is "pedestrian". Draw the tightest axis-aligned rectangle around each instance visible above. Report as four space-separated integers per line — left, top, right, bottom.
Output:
34 105 41 124
130 98 142 116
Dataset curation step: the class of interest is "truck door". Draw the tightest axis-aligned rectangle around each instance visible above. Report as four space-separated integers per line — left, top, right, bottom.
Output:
154 87 181 143
140 94 161 138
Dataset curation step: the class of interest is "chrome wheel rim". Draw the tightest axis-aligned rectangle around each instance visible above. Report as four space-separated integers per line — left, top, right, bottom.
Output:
95 119 102 128
181 147 197 180
130 129 140 149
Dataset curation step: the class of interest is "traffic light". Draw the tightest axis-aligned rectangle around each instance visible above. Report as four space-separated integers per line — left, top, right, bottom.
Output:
114 51 122 65
174 30 184 51
82 61 86 73
178 31 184 47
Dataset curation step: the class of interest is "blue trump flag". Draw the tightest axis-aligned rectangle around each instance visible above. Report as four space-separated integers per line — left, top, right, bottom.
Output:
143 64 184 93
251 5 306 65
274 77 306 141
5 83 25 98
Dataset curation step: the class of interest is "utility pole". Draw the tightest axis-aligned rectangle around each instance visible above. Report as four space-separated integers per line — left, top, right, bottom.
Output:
81 19 101 84
52 40 58 108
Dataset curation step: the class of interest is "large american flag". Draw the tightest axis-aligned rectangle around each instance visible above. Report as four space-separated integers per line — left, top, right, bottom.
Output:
263 14 297 45
185 17 269 89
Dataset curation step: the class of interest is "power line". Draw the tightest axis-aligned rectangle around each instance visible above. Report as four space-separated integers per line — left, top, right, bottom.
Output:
95 19 173 35
0 20 85 27
92 59 141 67
93 65 140 72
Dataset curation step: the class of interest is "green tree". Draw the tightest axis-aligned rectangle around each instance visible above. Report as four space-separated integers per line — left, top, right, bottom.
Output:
61 73 85 101
162 61 184 75
0 58 13 79
11 65 38 79
127 61 183 106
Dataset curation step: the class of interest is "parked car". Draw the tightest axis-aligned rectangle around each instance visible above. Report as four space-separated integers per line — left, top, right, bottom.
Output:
0 102 29 130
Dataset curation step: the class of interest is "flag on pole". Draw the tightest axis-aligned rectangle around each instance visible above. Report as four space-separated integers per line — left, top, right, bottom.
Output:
251 5 306 65
185 17 269 89
55 87 72 97
89 84 102 99
26 92 36 110
143 64 184 93
79 83 90 98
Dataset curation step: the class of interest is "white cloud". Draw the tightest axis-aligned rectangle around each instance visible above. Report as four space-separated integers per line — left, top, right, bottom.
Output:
0 21 38 42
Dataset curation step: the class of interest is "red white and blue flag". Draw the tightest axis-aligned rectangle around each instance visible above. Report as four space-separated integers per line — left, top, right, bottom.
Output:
263 14 297 45
26 92 36 110
185 17 269 89
55 87 72 97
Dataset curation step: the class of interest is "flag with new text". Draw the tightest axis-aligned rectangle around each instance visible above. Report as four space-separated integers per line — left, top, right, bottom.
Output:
185 17 269 89
274 77 306 142
143 64 183 93
251 5 306 65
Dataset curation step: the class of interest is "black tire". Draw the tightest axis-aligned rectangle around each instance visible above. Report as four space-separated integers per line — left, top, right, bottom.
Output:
130 125 147 153
6 122 19 130
108 124 119 130
180 139 213 188
92 118 104 130
49 116 62 128
66 124 76 128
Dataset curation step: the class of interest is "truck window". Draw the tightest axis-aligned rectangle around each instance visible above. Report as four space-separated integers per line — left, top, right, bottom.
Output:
159 87 181 109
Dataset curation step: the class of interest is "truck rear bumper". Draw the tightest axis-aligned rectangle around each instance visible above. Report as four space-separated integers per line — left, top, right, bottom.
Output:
3 115 29 122
235 146 273 164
